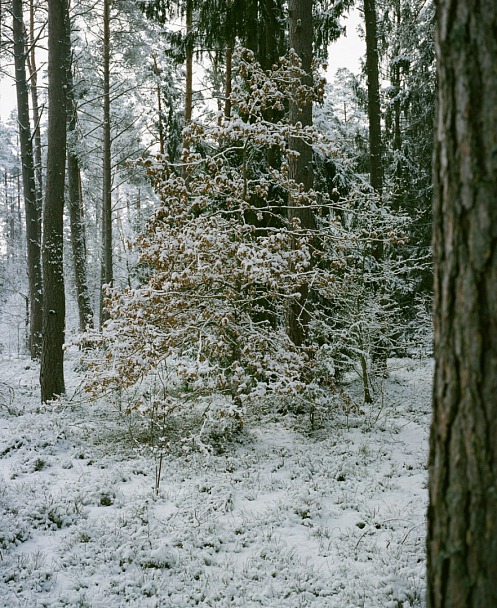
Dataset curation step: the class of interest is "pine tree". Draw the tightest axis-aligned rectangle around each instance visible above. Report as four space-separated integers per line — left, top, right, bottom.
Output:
12 0 43 357
99 0 113 327
286 0 316 347
40 0 68 402
427 0 497 604
66 12 93 331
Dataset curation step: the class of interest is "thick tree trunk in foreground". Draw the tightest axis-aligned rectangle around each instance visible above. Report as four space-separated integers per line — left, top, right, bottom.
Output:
40 0 68 402
427 0 497 605
286 0 316 347
12 0 43 358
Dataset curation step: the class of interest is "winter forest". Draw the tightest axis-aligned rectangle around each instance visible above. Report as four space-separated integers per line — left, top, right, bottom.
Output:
0 0 496 606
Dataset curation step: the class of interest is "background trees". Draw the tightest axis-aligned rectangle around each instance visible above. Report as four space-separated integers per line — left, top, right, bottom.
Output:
427 0 497 604
12 0 42 357
0 1 433 409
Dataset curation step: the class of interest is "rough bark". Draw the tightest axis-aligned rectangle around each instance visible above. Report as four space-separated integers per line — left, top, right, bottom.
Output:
286 0 316 347
100 0 113 327
12 0 43 358
40 0 68 402
427 0 497 605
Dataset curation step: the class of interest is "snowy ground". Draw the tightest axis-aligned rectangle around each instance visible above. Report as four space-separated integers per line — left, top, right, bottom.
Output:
0 353 431 607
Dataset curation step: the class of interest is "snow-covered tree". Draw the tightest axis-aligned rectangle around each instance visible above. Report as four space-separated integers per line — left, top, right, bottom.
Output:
79 50 411 433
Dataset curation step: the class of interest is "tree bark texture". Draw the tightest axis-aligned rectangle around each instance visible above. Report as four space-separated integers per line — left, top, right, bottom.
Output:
287 0 316 347
12 0 43 358
427 0 497 605
100 0 113 327
40 0 68 402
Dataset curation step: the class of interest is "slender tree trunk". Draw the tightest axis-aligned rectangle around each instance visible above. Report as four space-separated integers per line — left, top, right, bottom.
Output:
224 36 233 119
66 18 93 332
152 55 165 155
389 0 402 211
286 0 315 347
40 0 68 402
224 0 234 120
27 0 43 204
261 0 283 169
427 0 497 605
243 0 258 53
184 0 193 125
364 0 387 377
100 0 113 327
12 0 43 358
364 0 383 197
261 0 278 71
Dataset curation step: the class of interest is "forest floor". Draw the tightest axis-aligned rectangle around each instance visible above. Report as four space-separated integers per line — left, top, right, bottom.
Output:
0 351 430 607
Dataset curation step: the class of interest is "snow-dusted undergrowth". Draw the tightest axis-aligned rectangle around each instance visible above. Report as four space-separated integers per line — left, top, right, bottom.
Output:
0 353 430 607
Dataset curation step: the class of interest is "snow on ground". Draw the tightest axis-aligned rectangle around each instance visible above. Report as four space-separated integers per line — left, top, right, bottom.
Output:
0 353 431 607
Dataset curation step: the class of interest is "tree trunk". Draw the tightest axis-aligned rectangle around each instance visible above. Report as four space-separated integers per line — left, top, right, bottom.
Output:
363 0 383 197
40 0 68 402
185 0 193 125
27 0 43 205
224 35 233 119
224 0 234 120
286 0 315 347
261 0 281 71
66 17 93 332
262 0 283 169
100 0 113 327
364 0 387 376
390 0 402 208
427 0 497 605
12 0 43 358
152 55 165 155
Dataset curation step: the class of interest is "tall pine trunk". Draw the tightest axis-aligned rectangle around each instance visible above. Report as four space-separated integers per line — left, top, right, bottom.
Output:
224 36 233 119
364 0 383 197
427 0 497 605
185 0 193 123
100 0 113 327
40 0 68 402
66 16 93 332
286 0 316 347
27 0 43 205
152 55 165 155
12 0 43 358
364 0 387 383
